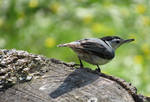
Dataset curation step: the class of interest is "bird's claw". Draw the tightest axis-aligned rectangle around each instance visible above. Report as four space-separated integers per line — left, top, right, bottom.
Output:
72 64 84 68
96 68 101 73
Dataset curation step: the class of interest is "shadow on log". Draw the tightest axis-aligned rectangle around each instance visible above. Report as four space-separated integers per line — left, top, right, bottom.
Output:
49 68 99 98
0 49 150 102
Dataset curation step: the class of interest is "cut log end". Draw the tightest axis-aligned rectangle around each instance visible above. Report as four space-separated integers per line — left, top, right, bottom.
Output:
0 49 150 102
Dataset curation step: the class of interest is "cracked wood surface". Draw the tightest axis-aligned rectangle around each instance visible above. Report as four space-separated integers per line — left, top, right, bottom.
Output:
0 49 150 102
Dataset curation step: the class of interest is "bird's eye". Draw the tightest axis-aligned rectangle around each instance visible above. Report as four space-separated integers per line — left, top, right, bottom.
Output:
116 40 120 43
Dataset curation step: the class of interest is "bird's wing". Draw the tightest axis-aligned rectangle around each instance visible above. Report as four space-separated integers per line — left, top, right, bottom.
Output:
78 38 115 59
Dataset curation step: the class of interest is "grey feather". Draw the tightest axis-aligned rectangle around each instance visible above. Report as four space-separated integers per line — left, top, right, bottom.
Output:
80 42 114 59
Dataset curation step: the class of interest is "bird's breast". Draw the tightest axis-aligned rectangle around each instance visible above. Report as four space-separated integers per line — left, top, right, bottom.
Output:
77 52 112 65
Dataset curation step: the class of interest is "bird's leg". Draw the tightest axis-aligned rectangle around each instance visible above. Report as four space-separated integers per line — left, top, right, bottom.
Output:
96 65 101 73
78 57 84 68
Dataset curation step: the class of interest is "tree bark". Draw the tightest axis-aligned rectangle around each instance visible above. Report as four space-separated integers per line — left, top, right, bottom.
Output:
0 49 150 102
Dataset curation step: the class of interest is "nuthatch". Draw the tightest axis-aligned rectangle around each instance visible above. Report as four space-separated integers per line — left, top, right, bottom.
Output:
58 36 134 72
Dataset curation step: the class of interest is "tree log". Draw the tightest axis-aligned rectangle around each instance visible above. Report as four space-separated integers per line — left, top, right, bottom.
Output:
0 49 150 102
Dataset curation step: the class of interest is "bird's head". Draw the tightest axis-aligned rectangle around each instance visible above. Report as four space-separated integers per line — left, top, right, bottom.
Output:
101 36 134 50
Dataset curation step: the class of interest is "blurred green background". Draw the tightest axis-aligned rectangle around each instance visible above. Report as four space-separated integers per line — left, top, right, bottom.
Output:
0 0 150 96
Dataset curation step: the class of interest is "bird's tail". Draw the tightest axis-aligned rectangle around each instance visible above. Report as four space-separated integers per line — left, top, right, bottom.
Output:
57 43 70 47
57 42 80 48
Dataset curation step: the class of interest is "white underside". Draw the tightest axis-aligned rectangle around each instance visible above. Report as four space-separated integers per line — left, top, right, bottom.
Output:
77 52 111 65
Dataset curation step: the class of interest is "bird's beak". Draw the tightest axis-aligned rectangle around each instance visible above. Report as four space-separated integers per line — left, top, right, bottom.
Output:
122 39 135 44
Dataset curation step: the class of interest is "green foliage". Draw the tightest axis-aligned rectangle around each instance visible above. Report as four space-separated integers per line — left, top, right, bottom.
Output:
0 0 150 96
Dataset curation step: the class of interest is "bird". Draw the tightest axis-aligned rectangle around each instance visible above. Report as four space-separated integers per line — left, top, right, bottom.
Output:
57 36 134 72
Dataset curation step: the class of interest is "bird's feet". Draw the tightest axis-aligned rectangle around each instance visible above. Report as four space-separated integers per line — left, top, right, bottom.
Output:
80 63 84 68
73 63 84 68
78 57 84 68
96 68 101 73
96 65 101 73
